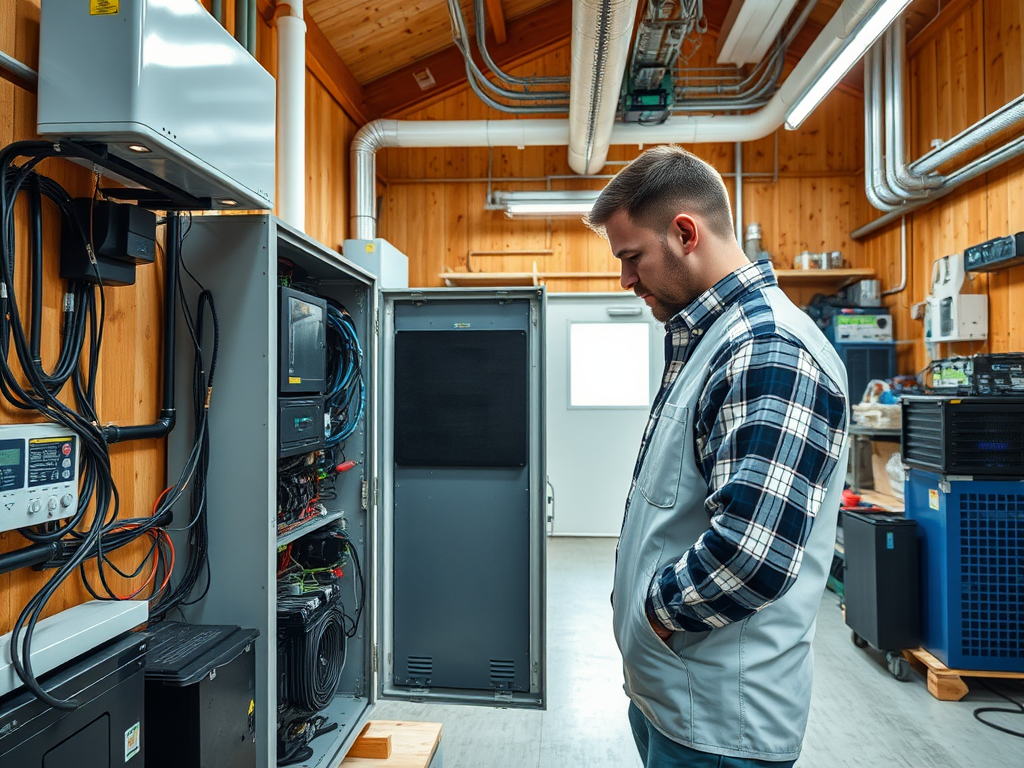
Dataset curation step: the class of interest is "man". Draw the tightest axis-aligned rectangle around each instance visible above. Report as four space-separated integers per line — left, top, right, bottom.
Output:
587 145 849 768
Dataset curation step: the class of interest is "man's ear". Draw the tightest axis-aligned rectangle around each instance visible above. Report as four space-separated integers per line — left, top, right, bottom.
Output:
671 214 699 254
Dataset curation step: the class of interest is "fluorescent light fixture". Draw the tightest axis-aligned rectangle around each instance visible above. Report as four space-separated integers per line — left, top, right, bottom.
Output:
127 144 151 153
785 0 912 130
493 190 602 219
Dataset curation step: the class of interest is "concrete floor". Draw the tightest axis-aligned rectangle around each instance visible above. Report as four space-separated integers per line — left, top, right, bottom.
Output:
374 538 1023 767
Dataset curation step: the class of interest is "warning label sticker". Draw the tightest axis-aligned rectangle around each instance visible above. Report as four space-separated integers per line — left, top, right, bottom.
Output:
125 722 140 761
91 0 119 15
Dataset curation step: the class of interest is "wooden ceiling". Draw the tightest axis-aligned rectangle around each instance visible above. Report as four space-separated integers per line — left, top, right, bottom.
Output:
306 0 946 119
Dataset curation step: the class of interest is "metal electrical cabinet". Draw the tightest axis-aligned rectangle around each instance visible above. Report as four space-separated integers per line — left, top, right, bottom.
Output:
167 215 546 768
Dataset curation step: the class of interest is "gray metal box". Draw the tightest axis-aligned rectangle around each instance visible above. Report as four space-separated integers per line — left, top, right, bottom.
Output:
343 239 410 289
37 0 275 210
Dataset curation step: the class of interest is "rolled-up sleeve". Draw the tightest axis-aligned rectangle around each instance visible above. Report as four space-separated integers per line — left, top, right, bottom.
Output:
646 336 847 633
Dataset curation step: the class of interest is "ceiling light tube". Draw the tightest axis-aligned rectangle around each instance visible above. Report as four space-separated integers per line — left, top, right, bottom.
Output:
784 0 912 130
495 190 601 219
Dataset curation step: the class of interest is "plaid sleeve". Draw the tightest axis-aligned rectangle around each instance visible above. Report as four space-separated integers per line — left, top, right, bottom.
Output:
646 336 847 633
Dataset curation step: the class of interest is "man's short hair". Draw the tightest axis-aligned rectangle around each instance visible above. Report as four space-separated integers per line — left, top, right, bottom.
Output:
585 145 735 241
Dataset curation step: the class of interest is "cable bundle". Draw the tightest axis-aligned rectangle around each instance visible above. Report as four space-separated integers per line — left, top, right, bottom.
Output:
0 142 218 707
324 302 365 446
277 583 348 717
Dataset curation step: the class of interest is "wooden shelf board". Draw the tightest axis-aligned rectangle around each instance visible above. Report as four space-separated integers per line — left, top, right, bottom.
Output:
439 271 619 287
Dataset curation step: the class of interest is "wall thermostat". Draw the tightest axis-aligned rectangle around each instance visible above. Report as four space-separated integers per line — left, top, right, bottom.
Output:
0 424 80 532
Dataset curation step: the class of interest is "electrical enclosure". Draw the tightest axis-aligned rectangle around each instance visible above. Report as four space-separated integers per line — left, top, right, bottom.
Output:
37 0 275 210
167 215 546 768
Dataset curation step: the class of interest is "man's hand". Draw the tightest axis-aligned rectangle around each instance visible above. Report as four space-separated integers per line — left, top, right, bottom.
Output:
646 609 673 642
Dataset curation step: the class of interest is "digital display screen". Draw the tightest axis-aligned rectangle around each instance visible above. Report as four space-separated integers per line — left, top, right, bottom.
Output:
0 448 21 466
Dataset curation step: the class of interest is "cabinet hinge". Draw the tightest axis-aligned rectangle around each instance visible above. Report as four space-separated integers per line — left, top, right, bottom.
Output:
372 645 379 672
361 480 369 511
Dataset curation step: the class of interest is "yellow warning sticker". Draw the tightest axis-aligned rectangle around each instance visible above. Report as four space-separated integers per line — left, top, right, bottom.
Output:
248 699 255 716
90 0 119 15
288 376 301 384
929 489 940 510
365 243 376 253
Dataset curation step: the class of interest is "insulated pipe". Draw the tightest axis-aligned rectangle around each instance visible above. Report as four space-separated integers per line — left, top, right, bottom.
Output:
912 94 1024 175
568 0 640 175
866 46 902 209
351 0 887 237
884 22 941 195
853 132 1024 239
277 0 306 231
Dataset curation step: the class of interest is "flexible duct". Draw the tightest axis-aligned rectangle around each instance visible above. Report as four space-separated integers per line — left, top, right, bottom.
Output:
568 0 639 174
277 0 306 231
351 0 885 238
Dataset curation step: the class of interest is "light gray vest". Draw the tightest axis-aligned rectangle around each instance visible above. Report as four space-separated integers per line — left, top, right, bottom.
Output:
612 286 849 763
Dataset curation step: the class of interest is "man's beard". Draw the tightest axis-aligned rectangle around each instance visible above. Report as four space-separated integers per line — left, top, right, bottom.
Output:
637 242 693 323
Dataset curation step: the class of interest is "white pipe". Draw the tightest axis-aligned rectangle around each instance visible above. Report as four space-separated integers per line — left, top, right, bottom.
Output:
734 142 743 243
351 0 885 238
568 0 639 175
277 0 306 231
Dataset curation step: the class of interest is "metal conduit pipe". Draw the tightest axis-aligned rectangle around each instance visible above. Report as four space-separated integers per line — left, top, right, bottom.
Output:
352 0 887 237
884 21 942 194
474 0 569 87
854 132 1024 239
881 216 908 296
734 142 743 244
0 49 37 91
568 0 640 175
912 93 1024 175
866 46 903 209
234 0 248 51
247 0 257 56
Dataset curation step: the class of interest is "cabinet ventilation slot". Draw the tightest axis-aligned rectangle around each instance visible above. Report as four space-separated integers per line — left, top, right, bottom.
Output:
406 656 433 678
490 659 515 681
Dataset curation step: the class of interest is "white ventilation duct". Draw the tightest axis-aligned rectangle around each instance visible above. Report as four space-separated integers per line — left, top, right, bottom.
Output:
717 0 802 65
568 0 639 175
351 0 885 239
277 0 306 230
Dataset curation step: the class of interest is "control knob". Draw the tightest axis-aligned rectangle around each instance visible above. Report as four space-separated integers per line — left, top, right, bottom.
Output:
60 494 75 508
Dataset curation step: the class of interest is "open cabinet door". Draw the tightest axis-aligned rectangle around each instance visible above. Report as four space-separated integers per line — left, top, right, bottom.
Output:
376 288 546 709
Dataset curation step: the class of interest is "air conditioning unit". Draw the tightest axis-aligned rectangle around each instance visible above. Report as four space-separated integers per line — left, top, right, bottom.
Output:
37 0 275 210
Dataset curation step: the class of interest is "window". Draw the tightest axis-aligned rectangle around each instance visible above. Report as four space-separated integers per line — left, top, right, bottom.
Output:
570 323 650 407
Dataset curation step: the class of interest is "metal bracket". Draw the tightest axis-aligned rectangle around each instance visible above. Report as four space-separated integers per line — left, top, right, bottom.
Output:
361 480 369 511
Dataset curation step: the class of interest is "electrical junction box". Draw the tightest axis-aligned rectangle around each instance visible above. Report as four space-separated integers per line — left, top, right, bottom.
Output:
0 424 80 533
342 239 409 290
37 0 275 210
925 252 988 342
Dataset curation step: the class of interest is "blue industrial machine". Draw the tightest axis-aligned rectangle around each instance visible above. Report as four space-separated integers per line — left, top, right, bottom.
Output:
821 307 896 405
904 468 1024 672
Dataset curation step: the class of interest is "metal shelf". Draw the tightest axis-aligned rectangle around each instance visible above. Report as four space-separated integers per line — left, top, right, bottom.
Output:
774 268 876 291
277 509 346 546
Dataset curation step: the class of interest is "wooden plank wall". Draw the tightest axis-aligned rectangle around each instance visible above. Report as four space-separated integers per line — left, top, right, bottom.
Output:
859 0 1024 374
0 1 355 635
377 43 869 296
0 0 165 633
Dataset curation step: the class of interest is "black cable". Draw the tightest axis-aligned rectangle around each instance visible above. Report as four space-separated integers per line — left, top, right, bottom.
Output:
974 680 1024 738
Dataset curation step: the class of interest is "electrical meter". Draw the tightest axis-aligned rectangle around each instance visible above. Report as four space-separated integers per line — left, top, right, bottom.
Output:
0 424 80 532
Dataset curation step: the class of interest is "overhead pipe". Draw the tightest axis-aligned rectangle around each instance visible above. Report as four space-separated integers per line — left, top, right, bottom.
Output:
352 0 887 238
864 45 903 209
473 0 569 87
277 0 306 231
882 21 941 197
912 93 1024 175
568 0 639 174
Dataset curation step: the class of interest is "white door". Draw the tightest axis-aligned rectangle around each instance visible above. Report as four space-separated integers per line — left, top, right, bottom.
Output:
546 293 662 536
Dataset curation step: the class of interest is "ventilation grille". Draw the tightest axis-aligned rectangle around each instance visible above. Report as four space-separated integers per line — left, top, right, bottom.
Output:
406 656 433 679
959 494 1024 660
903 398 1024 474
490 659 515 682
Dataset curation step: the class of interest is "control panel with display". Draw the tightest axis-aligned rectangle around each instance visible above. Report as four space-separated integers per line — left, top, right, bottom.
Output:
0 424 80 532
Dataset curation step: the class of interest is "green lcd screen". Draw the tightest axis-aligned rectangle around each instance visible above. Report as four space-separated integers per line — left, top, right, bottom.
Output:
0 448 21 466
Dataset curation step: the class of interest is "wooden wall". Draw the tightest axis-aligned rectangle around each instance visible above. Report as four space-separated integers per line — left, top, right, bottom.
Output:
0 1 357 635
0 0 165 633
860 0 1024 374
378 43 868 295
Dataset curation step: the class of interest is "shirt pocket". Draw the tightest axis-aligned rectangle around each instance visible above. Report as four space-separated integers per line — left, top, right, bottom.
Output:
638 404 690 509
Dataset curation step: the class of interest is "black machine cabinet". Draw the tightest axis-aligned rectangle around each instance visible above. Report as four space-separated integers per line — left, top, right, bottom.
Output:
0 633 147 768
843 511 919 652
144 622 259 768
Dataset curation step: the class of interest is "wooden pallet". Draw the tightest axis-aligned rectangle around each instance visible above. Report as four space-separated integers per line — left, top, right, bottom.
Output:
902 647 1024 701
340 721 442 767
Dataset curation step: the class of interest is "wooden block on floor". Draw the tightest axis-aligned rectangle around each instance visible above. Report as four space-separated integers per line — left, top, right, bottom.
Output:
347 723 393 759
902 647 1024 702
340 721 442 767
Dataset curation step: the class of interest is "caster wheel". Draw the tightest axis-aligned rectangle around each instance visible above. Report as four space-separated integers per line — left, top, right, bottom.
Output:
851 631 868 649
886 652 912 682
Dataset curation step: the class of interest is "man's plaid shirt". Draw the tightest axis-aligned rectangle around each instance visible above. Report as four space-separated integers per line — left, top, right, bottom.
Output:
629 260 848 633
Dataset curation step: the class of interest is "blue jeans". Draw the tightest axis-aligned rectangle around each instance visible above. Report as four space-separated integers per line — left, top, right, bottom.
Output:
628 702 797 768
